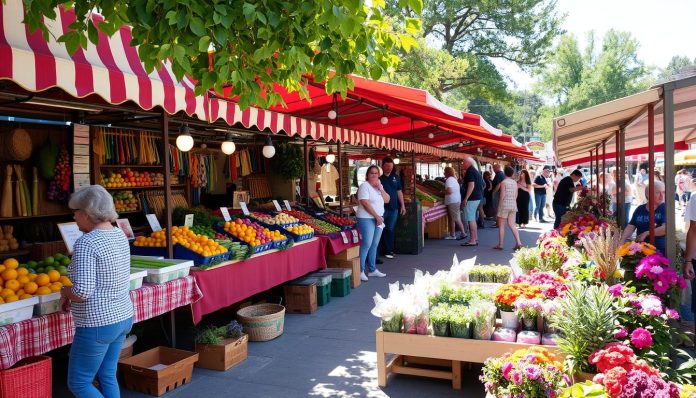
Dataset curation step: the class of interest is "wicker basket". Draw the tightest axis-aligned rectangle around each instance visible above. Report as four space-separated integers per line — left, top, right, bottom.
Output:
236 304 285 342
0 128 32 161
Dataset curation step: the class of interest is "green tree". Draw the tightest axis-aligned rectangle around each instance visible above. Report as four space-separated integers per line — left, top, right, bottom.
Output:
23 0 423 109
658 55 696 82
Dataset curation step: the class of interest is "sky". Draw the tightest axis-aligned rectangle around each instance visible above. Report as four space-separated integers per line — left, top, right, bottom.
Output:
500 0 696 90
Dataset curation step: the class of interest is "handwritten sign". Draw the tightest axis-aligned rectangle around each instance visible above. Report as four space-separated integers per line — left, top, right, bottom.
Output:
272 200 282 212
220 207 232 222
239 202 250 216
283 200 292 211
116 218 135 240
184 214 194 228
351 229 359 243
146 214 162 232
340 231 349 244
57 222 84 254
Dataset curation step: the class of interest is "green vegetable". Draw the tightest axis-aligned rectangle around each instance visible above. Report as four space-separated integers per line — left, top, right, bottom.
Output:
37 139 59 180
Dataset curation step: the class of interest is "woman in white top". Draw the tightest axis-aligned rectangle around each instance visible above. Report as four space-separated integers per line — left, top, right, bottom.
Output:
493 166 523 250
356 165 390 281
443 166 466 240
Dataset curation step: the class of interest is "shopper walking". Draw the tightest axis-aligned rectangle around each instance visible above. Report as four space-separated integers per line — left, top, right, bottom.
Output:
516 170 531 228
493 166 523 251
545 169 556 220
62 185 133 398
379 157 405 260
491 163 505 227
553 170 585 229
443 166 466 240
533 166 551 222
357 166 390 281
460 157 483 247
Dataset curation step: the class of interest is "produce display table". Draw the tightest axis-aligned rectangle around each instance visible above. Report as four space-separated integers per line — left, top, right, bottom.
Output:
0 276 202 369
375 329 559 390
190 238 327 323
317 229 361 256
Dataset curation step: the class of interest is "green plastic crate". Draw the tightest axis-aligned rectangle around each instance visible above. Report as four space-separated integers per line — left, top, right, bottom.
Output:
317 283 331 306
330 277 351 297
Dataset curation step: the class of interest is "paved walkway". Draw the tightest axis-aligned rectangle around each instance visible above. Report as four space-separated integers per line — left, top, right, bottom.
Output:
55 219 551 397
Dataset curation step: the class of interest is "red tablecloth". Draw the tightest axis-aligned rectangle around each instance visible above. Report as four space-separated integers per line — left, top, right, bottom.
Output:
0 276 202 369
190 238 327 323
318 229 361 256
423 204 448 223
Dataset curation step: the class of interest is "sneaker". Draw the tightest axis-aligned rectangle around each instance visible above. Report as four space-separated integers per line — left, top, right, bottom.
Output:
368 270 387 278
360 272 369 281
385 253 395 259
444 236 457 240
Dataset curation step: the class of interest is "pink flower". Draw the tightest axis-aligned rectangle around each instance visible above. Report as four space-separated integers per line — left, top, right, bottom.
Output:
593 373 605 384
524 364 542 380
650 266 664 275
639 295 663 316
630 328 653 350
614 327 628 339
608 284 624 297
502 361 513 380
666 308 680 320
653 279 669 294
511 370 522 385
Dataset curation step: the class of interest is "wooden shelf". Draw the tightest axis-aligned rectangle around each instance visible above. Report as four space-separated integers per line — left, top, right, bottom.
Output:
105 184 185 191
100 164 163 169
116 210 142 214
0 249 31 259
0 213 73 222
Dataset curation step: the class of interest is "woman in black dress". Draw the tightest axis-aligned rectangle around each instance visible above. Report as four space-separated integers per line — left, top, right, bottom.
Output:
483 171 493 218
516 170 531 228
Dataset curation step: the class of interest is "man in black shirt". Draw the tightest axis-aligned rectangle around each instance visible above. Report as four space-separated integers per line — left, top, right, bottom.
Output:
553 170 585 229
533 166 551 223
460 157 484 246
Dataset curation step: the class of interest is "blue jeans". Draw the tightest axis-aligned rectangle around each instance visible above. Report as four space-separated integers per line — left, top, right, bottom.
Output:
623 203 631 227
68 317 133 398
535 193 547 220
553 204 567 229
357 217 384 273
381 208 398 254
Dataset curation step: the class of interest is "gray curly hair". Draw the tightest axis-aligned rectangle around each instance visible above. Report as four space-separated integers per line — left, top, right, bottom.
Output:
68 185 118 223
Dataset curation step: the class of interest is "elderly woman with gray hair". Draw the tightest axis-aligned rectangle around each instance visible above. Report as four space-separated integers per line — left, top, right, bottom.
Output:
61 185 133 398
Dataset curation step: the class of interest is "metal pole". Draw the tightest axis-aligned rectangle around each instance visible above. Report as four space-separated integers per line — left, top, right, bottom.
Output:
161 111 175 348
590 150 593 190
616 130 624 228
304 138 310 206
411 120 416 203
663 85 676 260
602 140 606 216
337 141 343 217
648 103 655 244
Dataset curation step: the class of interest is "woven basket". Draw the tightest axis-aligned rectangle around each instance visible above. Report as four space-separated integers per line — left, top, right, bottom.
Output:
236 304 285 342
0 128 32 161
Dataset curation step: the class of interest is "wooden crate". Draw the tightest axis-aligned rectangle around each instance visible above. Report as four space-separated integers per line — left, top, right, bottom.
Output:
326 257 361 288
284 284 317 314
425 217 449 239
195 334 248 371
375 328 559 389
326 246 359 261
119 347 198 397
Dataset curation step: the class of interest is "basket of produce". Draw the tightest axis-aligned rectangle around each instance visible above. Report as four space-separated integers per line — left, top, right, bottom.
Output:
236 303 285 342
248 211 299 228
320 214 356 231
217 220 276 254
279 224 314 242
173 244 230 267
214 239 249 262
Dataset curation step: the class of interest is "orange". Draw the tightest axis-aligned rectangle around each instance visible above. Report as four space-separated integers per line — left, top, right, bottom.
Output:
0 297 4 304
35 274 50 287
5 295 18 303
19 294 32 300
1 269 17 281
47 270 60 283
0 288 14 299
36 286 52 295
50 283 62 293
0 265 5 273
17 275 30 285
16 267 28 277
23 282 38 294
3 258 19 269
28 274 37 281
4 279 20 292
58 276 72 286
15 289 24 296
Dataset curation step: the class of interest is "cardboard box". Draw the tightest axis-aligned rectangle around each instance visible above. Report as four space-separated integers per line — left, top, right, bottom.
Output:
118 347 199 397
284 283 317 314
327 246 359 261
327 257 361 288
195 334 248 371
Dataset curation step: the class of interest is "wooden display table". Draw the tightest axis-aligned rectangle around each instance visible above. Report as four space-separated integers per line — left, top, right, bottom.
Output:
375 328 559 390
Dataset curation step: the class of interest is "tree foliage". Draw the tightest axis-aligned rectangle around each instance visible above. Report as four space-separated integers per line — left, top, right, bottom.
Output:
658 55 696 82
22 0 423 109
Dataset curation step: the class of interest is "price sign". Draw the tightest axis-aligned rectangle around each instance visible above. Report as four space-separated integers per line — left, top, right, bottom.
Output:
283 200 292 211
184 214 194 228
240 202 250 216
146 214 162 231
116 218 135 240
57 222 84 254
272 200 282 212
220 207 232 221
351 229 359 243
340 231 349 244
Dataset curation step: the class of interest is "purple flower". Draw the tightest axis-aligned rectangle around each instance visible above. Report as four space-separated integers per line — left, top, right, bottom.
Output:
628 243 642 254
630 327 653 349
524 364 542 381
502 361 513 380
650 266 664 275
639 295 663 316
608 284 624 297
511 370 522 385
614 327 628 339
666 308 680 320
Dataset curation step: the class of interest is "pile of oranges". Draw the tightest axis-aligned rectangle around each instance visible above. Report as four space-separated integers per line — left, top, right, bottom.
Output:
133 226 228 258
223 218 287 247
0 258 72 304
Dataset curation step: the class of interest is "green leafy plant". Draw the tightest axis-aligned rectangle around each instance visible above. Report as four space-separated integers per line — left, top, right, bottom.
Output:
559 381 609 398
429 285 492 308
549 284 617 375
271 143 304 181
195 326 226 345
513 247 542 273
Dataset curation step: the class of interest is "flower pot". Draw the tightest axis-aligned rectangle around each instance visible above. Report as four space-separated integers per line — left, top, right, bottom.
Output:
522 317 537 331
382 314 404 333
432 321 449 337
473 320 494 340
500 310 519 329
469 274 479 283
543 317 557 334
450 322 471 339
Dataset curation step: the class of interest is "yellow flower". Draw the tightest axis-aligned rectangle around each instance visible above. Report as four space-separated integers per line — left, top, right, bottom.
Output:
614 269 623 278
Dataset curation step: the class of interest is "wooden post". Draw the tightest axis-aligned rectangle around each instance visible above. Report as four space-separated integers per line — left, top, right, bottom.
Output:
304 138 310 206
648 103 655 244
337 141 343 217
602 140 606 216
162 111 173 259
663 86 675 260
615 130 624 227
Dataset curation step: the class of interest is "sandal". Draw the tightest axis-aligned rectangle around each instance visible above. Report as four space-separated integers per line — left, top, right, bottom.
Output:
493 245 503 250
461 241 478 247
513 245 523 251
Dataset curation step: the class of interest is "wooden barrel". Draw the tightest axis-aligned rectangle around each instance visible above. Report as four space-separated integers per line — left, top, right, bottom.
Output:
0 128 32 161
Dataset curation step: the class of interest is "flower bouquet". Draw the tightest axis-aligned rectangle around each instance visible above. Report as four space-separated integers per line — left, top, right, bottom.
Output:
471 300 497 340
558 212 614 248
429 304 450 337
514 270 569 299
515 297 543 331
571 189 612 219
494 283 544 312
449 304 473 338
481 347 570 398
617 241 657 282
634 253 686 305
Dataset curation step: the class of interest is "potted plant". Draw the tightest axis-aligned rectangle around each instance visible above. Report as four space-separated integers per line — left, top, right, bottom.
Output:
481 347 570 397
195 320 248 371
512 247 542 274
449 304 473 339
515 298 543 332
493 266 512 284
430 304 450 337
470 300 496 340
494 283 543 329
468 267 480 283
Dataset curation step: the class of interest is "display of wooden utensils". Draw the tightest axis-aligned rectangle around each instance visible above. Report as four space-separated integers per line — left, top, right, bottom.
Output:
145 189 188 218
1 165 12 217
13 164 32 216
98 128 162 165
0 225 18 252
0 128 32 161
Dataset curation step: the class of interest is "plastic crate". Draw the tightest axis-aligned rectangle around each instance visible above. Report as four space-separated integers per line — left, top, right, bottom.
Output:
129 243 166 257
129 269 148 290
173 244 230 266
0 296 39 326
34 292 61 316
315 269 352 297
317 283 331 306
130 256 194 284
0 355 52 398
306 273 332 286
214 225 272 254
270 238 291 249
271 225 314 243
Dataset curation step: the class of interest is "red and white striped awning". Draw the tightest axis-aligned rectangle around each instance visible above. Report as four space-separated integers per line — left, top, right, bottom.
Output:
0 0 472 160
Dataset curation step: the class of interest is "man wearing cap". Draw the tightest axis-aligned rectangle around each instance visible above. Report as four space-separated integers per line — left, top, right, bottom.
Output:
379 157 406 259
533 167 552 223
